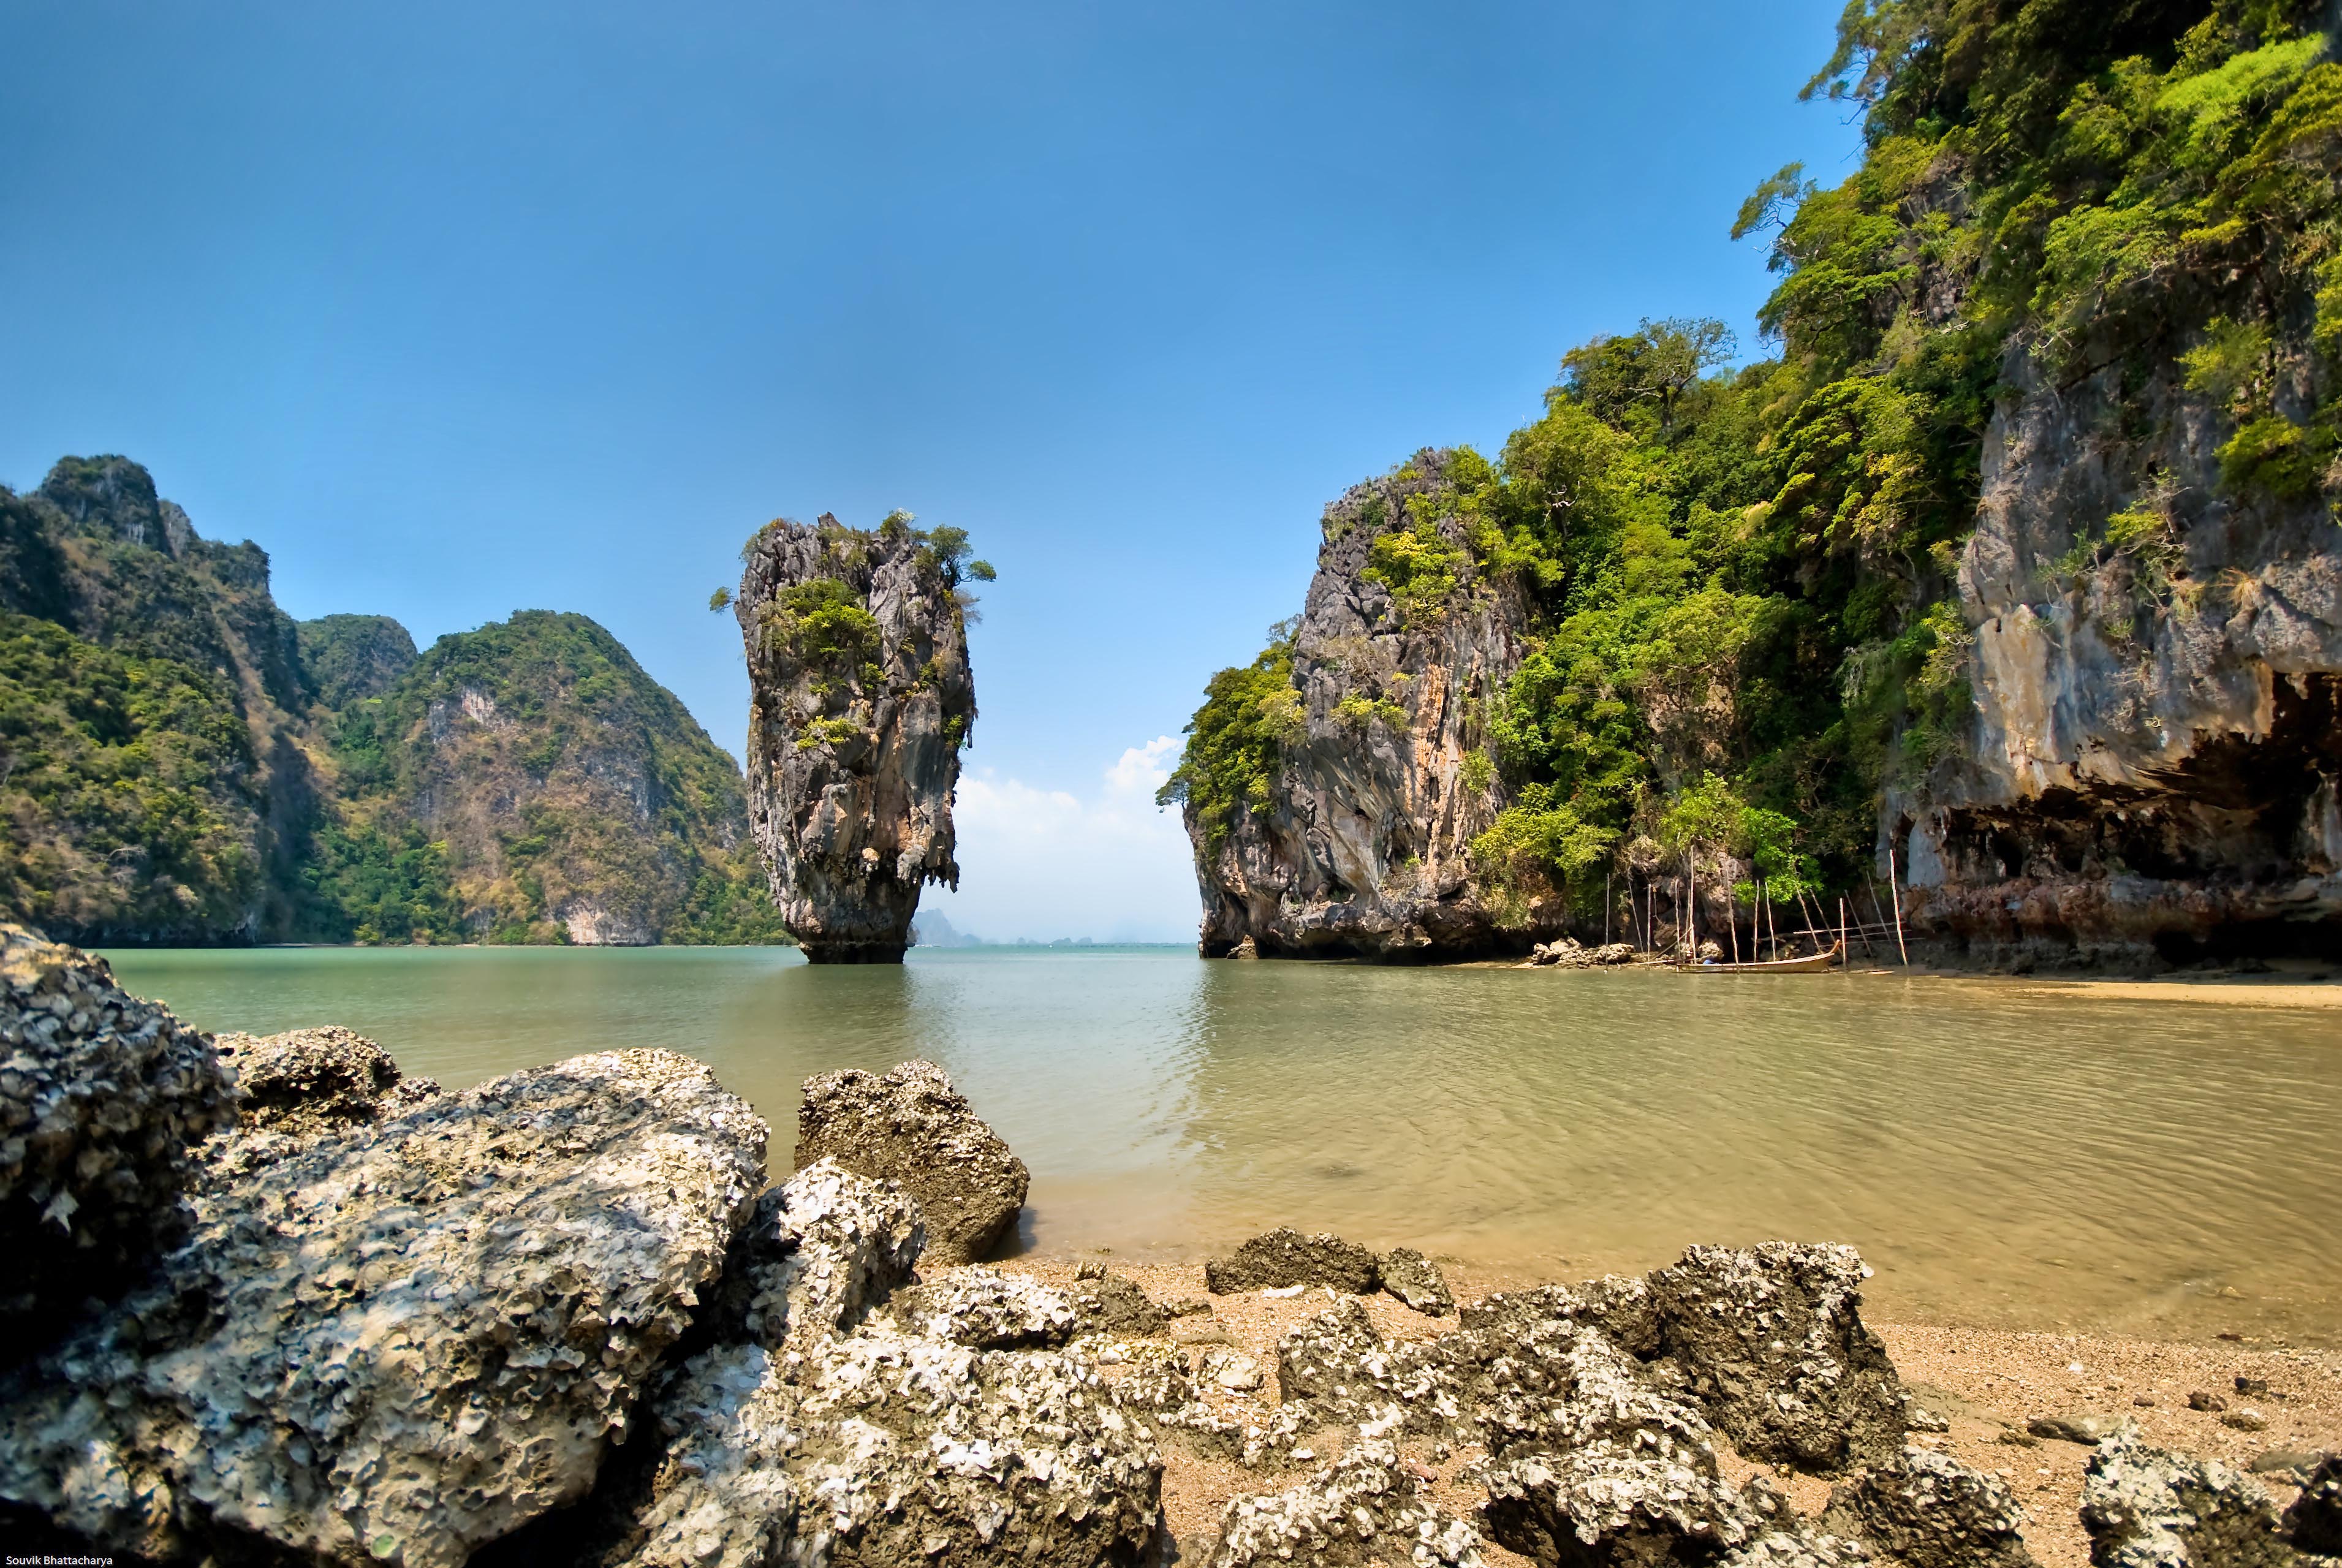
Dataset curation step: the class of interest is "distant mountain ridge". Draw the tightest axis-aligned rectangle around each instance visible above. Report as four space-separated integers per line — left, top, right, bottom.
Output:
0 455 786 946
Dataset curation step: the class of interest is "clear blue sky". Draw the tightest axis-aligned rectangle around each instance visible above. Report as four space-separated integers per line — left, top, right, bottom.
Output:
1 0 1861 941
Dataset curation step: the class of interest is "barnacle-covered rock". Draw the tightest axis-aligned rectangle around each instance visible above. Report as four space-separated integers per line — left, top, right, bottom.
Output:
1479 1439 1767 1568
1208 1226 1381 1293
0 1049 766 1568
795 1058 1028 1265
1819 1445 2036 1568
2079 1427 2295 1568
887 1267 1077 1350
0 925 236 1347
1381 1247 1458 1315
703 1155 922 1350
212 1023 439 1137
1648 1244 1909 1474
1206 1440 1484 1566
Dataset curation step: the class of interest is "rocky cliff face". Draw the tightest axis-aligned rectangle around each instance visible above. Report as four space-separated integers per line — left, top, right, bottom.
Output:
1183 453 1529 959
734 514 976 962
1900 348 2342 968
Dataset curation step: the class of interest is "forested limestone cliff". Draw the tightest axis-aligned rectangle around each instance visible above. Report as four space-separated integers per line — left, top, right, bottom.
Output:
1165 0 2342 967
0 456 783 946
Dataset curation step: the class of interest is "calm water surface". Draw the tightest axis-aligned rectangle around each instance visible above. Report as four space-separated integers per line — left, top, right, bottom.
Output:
104 945 2342 1344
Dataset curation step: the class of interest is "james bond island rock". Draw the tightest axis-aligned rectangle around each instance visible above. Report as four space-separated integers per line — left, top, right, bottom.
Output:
0 924 236 1351
732 511 987 963
0 1049 767 1568
1161 9 2342 970
794 1058 1029 1265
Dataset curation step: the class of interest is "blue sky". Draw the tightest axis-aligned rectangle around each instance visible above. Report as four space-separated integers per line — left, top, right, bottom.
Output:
1 0 1862 942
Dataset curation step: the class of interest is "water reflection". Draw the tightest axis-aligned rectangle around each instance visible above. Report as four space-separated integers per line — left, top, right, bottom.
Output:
106 945 2341 1343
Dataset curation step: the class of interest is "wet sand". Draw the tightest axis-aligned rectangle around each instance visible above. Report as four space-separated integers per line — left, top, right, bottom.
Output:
1000 1258 2341 1568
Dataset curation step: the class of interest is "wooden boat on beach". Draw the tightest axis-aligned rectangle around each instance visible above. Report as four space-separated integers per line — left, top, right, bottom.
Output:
1681 941 1843 974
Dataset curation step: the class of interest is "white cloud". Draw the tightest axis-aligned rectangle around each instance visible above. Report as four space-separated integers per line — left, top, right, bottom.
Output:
921 737 1200 943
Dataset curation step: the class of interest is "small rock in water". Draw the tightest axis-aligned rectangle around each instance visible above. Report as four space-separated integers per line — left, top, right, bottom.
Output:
1206 1227 1380 1295
1379 1246 1457 1315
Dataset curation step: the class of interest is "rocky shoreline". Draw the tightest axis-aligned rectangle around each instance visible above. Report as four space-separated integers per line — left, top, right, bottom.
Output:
4 921 2336 1567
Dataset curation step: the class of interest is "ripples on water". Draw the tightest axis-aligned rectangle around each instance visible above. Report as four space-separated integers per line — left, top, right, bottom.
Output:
107 945 2342 1344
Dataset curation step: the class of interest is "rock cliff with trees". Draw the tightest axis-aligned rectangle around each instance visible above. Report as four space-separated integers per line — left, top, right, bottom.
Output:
0 456 783 945
1164 0 2342 968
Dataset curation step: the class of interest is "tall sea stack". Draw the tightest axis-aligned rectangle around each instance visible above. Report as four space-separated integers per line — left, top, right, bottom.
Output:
735 512 978 962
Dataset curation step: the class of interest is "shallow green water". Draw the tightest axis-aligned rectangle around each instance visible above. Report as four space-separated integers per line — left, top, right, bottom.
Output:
104 945 2342 1344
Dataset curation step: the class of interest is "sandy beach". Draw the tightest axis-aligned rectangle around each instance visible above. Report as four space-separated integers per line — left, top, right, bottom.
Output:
1000 1257 2341 1567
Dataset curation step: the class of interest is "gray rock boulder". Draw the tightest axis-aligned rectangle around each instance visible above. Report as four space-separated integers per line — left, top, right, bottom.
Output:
1463 1275 1662 1357
732 511 978 963
214 1023 440 1137
1649 1243 1909 1474
1207 1227 1381 1294
1478 1439 1766 1568
795 1058 1029 1265
614 1324 1162 1568
2286 1454 2342 1555
703 1156 923 1350
1205 1440 1484 1566
1819 1445 2036 1568
887 1267 1077 1350
2080 1427 2295 1568
0 924 237 1346
1072 1266 1171 1338
0 1049 767 1568
1722 1531 1877 1568
1382 1247 1457 1314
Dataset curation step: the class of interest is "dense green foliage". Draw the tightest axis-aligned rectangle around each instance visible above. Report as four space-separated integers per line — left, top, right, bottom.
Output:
1170 0 2340 922
0 612 263 939
2 458 791 945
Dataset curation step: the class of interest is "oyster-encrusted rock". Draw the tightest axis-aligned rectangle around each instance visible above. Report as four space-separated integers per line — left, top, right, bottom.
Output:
888 1267 1077 1350
213 1023 440 1137
1462 1276 1662 1357
1649 1243 1908 1474
1382 1247 1458 1315
2080 1428 2298 1568
1205 1439 1484 1566
1479 1439 1767 1568
617 1325 1162 1568
1208 1227 1382 1294
0 924 237 1346
795 1058 1028 1265
1722 1529 1878 1568
1820 1445 2037 1568
704 1156 923 1350
0 1049 766 1568
1073 1268 1171 1338
2286 1453 2342 1555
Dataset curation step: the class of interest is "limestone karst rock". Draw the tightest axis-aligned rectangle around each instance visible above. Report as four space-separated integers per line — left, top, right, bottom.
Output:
733 512 977 962
794 1058 1028 1264
0 923 237 1350
0 1048 767 1568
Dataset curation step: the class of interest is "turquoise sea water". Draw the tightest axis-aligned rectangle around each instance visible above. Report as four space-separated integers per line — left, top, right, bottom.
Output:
104 944 2342 1344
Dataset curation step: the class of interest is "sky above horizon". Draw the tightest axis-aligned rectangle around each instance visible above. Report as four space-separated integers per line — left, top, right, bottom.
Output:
1 0 1863 942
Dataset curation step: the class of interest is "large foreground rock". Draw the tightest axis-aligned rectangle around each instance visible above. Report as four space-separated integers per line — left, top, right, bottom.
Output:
0 923 236 1346
1650 1244 1909 1474
0 1049 767 1568
795 1058 1028 1264
732 512 978 962
2080 1428 2296 1568
214 1024 441 1137
702 1154 923 1350
1478 1440 1767 1568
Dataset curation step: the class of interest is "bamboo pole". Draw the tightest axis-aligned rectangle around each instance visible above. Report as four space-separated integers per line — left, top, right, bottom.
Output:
1797 886 1827 956
1605 868 1613 947
1764 882 1779 960
1687 860 1698 963
1886 847 1911 968
1728 880 1740 964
